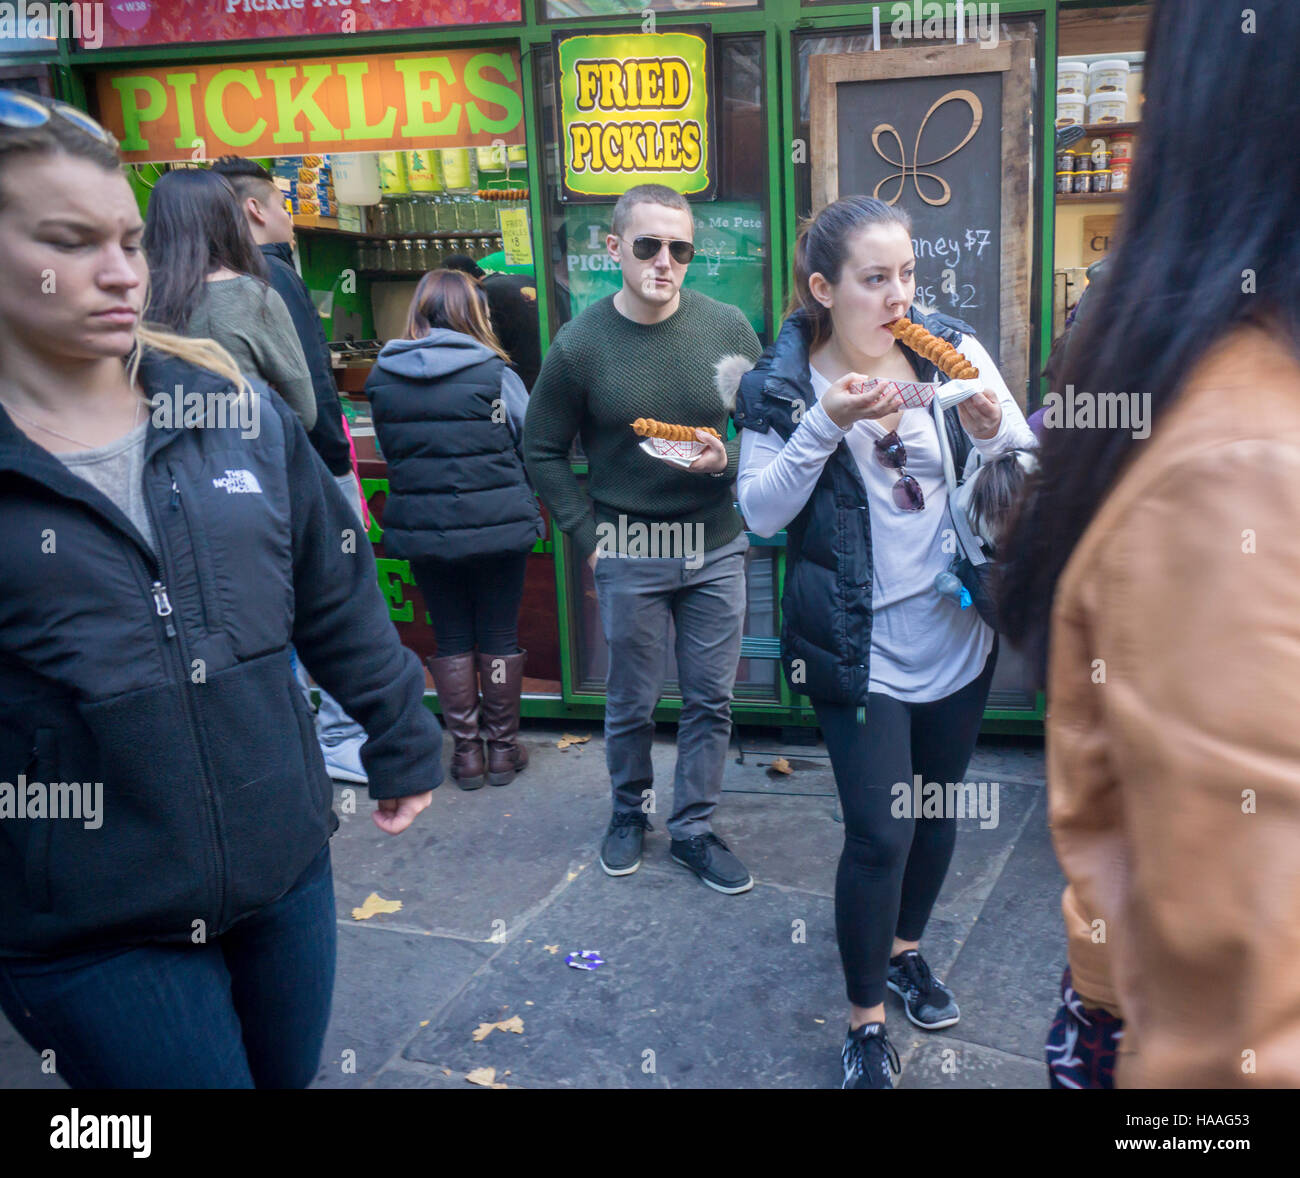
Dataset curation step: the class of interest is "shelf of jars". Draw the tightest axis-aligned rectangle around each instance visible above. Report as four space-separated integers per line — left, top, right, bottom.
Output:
357 234 506 274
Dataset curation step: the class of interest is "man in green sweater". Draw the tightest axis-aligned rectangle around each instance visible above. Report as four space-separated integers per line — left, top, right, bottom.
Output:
524 185 762 894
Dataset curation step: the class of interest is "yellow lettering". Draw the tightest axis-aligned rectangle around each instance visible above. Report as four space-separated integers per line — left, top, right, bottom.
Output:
575 61 601 112
569 123 593 172
663 60 689 108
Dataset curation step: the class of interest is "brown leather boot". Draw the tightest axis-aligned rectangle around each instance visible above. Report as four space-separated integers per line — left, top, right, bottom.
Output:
476 650 529 786
426 653 486 790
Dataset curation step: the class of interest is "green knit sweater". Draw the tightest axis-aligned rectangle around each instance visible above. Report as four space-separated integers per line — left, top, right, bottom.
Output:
524 290 762 559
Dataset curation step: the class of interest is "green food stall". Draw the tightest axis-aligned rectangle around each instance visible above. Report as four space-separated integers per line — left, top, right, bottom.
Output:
6 0 1159 736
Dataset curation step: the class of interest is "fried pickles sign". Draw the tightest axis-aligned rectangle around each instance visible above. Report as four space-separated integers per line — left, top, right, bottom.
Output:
555 28 715 202
95 47 525 164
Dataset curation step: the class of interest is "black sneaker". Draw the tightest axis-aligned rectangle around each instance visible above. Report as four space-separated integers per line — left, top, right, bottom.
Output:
841 1022 900 1089
886 949 960 1030
669 833 753 894
600 812 651 876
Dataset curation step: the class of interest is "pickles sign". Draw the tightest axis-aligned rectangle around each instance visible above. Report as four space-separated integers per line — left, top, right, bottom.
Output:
554 27 716 202
95 47 526 164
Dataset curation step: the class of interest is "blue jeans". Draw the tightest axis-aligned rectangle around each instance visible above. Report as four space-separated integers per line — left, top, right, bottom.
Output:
0 842 336 1089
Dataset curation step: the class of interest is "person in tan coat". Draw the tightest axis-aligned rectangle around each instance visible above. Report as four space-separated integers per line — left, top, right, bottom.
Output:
999 0 1300 1089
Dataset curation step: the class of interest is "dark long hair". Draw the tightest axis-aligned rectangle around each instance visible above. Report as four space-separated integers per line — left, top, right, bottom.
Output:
998 0 1300 676
142 167 269 332
790 195 913 349
404 268 509 359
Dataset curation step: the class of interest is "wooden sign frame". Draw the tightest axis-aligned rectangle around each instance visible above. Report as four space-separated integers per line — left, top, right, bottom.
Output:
810 40 1033 404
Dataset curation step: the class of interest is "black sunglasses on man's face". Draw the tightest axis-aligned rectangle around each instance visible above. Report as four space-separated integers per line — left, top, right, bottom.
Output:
622 235 695 265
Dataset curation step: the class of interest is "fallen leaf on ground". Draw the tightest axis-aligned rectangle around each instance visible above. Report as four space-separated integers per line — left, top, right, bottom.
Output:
419 1020 429 1028
543 944 560 954
814 1018 825 1024
556 733 592 750
472 1015 525 1042
442 1069 452 1076
768 757 793 775
465 1066 507 1089
351 893 403 920
525 1001 535 1006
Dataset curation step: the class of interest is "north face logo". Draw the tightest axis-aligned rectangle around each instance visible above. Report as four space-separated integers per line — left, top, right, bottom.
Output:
212 469 263 494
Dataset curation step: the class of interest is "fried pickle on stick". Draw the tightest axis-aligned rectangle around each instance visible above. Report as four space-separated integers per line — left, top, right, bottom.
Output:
888 319 980 381
632 418 722 442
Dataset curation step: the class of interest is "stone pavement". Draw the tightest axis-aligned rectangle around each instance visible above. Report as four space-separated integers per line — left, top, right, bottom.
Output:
0 722 1063 1090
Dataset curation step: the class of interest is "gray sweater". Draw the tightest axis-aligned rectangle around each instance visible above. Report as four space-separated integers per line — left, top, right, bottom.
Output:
188 276 317 430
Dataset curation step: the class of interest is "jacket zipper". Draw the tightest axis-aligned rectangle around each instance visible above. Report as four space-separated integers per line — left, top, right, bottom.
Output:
169 471 213 632
142 476 226 934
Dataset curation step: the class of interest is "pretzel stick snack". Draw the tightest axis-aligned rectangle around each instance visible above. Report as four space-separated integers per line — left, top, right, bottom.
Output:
888 319 980 382
632 418 721 442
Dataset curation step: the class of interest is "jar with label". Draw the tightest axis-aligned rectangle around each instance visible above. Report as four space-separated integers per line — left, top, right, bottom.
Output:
406 150 440 192
1111 158 1133 192
1056 149 1077 174
1092 168 1112 194
1109 132 1134 162
1056 170 1074 195
440 148 475 193
377 152 408 195
1073 169 1093 194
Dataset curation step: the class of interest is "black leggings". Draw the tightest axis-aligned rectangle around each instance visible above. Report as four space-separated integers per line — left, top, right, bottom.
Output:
409 552 529 657
812 639 998 1008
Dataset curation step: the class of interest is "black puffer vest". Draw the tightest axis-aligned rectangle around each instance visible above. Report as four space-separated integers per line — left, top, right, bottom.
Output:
733 306 976 704
365 330 543 562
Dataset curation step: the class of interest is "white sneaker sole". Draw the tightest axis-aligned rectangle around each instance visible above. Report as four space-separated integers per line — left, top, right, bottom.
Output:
600 856 641 877
671 854 754 894
885 979 960 1030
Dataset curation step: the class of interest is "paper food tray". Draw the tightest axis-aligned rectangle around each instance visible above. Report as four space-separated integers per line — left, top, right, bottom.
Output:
850 377 983 411
639 436 703 469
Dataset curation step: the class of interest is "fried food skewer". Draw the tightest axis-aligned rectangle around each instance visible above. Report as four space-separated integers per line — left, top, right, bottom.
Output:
888 319 980 381
632 418 721 442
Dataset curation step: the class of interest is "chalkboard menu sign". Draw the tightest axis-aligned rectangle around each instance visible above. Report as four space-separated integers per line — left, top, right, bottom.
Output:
810 42 1032 402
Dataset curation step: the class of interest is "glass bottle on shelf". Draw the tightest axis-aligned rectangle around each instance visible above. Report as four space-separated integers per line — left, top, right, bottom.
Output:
455 196 477 232
476 197 496 232
433 195 455 233
398 239 416 272
382 239 400 271
439 147 475 193
403 196 422 236
417 196 438 234
415 239 433 270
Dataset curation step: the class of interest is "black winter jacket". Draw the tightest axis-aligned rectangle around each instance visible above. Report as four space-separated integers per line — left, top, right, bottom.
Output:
365 330 544 562
0 351 442 957
733 306 976 705
261 241 352 476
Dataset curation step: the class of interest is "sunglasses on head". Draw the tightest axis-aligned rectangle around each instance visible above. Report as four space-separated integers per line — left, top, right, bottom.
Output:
0 89 114 145
622 235 695 265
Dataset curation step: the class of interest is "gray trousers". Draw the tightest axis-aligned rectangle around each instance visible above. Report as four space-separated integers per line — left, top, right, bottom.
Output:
593 532 748 840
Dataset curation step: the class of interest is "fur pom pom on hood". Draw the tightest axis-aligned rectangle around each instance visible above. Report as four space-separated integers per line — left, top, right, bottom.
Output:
714 354 756 412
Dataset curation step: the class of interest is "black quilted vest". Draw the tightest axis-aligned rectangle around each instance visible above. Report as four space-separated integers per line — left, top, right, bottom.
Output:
733 306 975 704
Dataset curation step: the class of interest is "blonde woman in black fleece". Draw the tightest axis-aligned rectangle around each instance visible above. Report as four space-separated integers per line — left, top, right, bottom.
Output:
0 94 440 1088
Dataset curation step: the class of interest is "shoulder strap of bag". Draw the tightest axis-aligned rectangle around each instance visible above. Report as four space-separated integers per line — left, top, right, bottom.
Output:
931 394 989 568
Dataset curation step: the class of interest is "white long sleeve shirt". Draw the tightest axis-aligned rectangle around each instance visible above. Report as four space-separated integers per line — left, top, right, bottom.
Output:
737 333 1037 703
